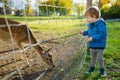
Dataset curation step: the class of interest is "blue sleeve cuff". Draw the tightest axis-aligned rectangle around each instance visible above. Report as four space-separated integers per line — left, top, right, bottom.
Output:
83 30 88 36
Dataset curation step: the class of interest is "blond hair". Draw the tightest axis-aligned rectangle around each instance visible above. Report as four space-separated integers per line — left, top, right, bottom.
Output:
84 6 101 18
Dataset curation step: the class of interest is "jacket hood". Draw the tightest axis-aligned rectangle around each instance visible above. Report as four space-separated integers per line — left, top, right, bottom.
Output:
94 18 105 25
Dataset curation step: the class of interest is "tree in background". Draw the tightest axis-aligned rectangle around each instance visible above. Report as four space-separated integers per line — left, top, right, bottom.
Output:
100 0 110 7
39 0 72 16
114 0 120 5
0 0 7 4
0 0 72 16
60 0 72 15
0 0 9 14
75 3 85 16
25 4 34 16
86 0 92 9
100 0 120 19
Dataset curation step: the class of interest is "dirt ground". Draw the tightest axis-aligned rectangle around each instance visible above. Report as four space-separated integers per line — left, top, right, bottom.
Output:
0 31 83 80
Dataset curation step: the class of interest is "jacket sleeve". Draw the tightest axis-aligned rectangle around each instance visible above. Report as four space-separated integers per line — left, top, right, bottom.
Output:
83 30 88 36
92 23 107 40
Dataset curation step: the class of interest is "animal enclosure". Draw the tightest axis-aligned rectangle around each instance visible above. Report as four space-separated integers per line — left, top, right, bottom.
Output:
0 0 87 80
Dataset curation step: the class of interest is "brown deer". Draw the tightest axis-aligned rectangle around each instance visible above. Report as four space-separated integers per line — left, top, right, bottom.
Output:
0 18 55 69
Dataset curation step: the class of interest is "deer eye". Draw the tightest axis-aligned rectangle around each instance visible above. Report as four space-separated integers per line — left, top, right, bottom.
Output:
48 54 51 57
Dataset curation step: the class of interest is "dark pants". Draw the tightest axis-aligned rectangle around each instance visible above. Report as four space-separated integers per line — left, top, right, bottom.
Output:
90 49 104 68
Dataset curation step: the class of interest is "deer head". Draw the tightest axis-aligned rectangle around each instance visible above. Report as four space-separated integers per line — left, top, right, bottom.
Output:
41 48 55 69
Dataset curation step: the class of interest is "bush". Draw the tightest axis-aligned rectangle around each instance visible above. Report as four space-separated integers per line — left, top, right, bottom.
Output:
109 5 120 18
100 5 120 19
100 5 111 19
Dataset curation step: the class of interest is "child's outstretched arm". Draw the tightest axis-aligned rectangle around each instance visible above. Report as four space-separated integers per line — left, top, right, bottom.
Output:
79 30 88 36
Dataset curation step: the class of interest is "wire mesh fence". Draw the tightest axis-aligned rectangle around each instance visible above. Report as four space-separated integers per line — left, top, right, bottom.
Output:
0 0 87 80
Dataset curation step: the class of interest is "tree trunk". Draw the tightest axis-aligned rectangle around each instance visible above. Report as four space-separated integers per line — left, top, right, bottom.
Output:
98 0 102 8
86 0 92 9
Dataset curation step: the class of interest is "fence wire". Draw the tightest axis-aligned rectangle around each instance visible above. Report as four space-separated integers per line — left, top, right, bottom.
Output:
0 0 86 80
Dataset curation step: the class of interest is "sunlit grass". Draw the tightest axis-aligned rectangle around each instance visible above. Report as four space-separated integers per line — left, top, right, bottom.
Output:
77 21 120 80
2 15 119 79
29 20 85 34
0 14 76 22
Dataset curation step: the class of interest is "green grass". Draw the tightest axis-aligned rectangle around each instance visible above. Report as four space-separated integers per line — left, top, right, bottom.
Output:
0 14 86 42
29 19 86 40
0 14 85 37
29 20 85 33
0 14 76 22
1 15 119 79
105 21 120 79
76 21 120 80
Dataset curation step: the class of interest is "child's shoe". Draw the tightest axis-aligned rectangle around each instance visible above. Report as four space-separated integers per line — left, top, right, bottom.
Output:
86 67 94 74
100 68 107 77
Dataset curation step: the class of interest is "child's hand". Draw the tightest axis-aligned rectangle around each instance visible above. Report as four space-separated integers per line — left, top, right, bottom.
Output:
79 30 83 34
86 37 93 42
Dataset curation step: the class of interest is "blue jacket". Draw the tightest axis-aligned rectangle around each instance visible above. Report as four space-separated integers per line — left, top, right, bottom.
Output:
83 18 107 49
